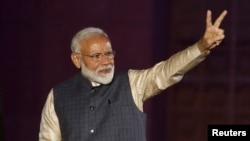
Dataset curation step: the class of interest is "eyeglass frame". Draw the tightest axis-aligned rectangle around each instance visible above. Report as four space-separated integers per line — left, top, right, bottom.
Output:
74 50 116 62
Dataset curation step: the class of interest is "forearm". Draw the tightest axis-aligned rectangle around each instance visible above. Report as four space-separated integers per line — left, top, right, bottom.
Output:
129 43 209 111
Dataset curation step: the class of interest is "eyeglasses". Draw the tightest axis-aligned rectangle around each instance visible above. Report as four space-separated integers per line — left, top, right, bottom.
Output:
75 50 115 62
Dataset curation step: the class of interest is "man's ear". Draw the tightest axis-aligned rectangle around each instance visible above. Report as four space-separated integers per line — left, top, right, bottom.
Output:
71 53 81 69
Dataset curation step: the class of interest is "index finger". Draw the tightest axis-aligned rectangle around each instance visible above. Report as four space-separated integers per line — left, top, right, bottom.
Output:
206 10 213 27
213 10 228 27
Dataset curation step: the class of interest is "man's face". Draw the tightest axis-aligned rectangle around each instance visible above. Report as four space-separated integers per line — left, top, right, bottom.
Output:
78 35 115 84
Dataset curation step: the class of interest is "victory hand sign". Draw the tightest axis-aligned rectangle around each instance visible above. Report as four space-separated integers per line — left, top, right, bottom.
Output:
198 10 228 52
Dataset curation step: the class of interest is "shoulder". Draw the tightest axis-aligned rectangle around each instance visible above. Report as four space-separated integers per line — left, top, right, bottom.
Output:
54 73 82 89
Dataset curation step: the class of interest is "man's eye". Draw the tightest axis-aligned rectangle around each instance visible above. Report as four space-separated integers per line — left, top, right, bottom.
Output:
92 54 101 59
105 52 112 56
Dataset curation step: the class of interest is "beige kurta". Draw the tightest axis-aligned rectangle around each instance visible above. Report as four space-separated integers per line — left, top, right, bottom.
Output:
39 43 209 141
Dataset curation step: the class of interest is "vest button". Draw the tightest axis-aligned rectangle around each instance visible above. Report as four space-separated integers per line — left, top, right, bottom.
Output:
90 106 95 111
90 129 95 133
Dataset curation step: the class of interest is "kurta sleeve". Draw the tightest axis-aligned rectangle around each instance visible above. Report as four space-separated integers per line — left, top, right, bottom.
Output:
128 43 210 111
39 89 61 141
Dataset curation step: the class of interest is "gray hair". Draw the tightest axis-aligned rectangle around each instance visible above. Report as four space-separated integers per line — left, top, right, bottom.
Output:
71 27 108 53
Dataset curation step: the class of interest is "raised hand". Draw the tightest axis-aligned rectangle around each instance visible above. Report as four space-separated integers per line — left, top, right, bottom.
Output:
197 10 228 52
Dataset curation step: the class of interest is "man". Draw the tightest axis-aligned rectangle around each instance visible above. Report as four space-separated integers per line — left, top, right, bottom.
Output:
39 10 227 141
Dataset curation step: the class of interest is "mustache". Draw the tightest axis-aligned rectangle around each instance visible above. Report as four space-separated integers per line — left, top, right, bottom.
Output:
96 65 113 72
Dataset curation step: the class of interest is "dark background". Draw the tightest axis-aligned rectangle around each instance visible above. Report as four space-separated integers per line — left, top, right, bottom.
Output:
1 0 250 141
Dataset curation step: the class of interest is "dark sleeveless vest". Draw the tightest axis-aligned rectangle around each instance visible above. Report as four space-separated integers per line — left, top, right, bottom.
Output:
53 72 147 141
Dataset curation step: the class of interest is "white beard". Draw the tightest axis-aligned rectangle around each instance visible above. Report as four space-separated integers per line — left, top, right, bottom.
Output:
81 62 114 85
